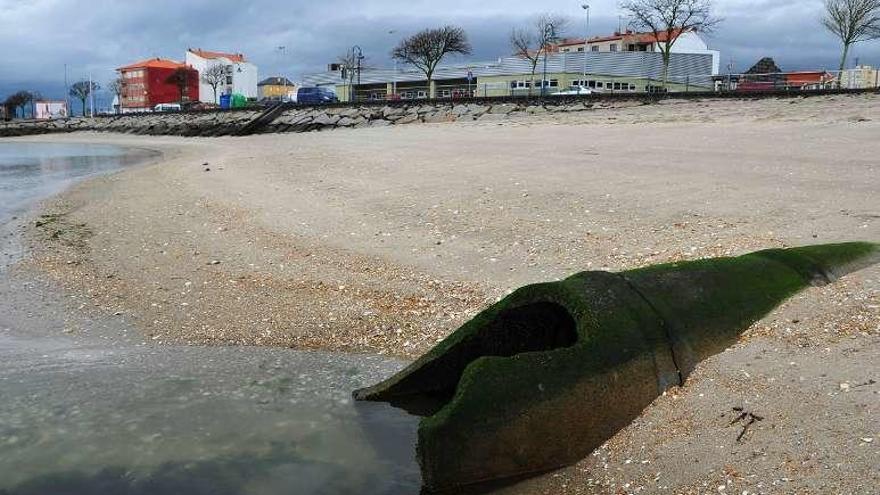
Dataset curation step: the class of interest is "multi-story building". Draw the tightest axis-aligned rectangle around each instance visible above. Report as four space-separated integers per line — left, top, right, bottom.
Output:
117 58 199 112
555 29 719 73
186 49 258 103
840 65 879 89
258 77 297 100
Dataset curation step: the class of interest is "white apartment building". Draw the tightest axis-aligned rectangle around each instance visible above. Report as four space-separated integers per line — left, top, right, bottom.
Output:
185 48 259 103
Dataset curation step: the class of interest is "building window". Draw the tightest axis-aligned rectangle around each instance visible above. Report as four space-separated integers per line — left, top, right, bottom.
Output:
596 82 604 88
577 47 584 52
440 89 452 98
561 48 570 53
627 44 636 51
588 80 597 88
613 82 622 90
591 46 600 52
416 90 427 99
610 44 618 52
226 76 233 84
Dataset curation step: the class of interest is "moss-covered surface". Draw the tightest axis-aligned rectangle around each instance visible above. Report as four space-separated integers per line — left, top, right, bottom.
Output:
353 242 879 492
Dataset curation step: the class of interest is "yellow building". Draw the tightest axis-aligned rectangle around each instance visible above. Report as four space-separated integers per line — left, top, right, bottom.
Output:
258 77 297 100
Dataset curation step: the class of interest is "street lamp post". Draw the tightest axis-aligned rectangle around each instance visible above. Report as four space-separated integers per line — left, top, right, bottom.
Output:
277 46 287 102
581 4 590 82
351 45 364 103
389 30 397 98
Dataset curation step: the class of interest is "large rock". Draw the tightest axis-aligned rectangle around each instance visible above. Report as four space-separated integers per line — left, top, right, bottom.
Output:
396 113 420 125
423 112 453 124
312 113 339 126
488 104 517 114
382 106 405 118
340 107 361 118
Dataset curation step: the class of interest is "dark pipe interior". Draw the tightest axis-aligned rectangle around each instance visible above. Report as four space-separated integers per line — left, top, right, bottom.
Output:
389 302 578 416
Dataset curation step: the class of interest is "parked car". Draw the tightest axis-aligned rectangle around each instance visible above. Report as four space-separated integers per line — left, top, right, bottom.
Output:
154 103 182 112
552 86 594 96
296 87 338 105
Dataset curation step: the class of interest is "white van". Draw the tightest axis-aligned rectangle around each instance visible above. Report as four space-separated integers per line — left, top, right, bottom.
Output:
154 103 182 112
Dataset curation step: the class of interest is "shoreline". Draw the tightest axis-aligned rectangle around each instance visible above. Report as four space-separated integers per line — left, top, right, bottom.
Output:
5 95 880 493
1 138 168 267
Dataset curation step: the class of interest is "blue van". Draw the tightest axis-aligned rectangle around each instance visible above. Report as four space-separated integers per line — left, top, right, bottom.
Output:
296 87 338 105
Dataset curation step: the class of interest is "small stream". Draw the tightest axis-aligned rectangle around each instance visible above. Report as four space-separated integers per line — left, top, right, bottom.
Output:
0 142 421 494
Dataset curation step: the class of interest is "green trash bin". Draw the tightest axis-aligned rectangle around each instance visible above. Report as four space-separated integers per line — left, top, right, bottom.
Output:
231 94 247 108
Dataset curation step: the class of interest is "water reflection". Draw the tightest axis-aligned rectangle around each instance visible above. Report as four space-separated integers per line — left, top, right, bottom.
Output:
0 142 159 221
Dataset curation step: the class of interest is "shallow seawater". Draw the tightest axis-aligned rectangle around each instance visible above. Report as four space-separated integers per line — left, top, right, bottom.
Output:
0 331 420 495
0 142 159 222
0 142 421 494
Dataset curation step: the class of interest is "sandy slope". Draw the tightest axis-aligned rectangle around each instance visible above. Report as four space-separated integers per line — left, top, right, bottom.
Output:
10 93 880 493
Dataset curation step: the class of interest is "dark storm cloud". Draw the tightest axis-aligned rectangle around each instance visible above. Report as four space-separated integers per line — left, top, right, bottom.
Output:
0 0 878 100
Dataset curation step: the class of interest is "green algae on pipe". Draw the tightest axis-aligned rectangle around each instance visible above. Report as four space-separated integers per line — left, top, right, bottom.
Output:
353 242 879 492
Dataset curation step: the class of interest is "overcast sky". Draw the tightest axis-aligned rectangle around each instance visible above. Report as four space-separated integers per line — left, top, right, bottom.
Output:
1 0 878 102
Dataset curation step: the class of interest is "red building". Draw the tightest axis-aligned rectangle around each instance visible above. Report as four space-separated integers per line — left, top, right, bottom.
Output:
117 58 199 112
784 71 836 90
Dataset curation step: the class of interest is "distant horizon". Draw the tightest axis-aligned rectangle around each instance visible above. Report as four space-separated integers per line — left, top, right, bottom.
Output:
2 0 878 112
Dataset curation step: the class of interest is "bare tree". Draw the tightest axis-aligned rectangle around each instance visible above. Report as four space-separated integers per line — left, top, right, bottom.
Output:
166 67 196 104
201 63 227 104
510 14 569 95
107 78 123 113
620 0 721 87
822 0 880 80
392 26 471 98
4 91 34 119
69 81 99 116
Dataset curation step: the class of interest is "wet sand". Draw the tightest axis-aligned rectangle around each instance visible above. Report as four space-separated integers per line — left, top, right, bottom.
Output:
0 142 418 494
8 93 880 493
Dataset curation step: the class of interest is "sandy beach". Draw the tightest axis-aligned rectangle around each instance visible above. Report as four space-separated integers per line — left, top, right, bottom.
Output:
9 93 880 493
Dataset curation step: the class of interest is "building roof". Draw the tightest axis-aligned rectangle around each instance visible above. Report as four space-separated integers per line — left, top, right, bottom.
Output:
258 77 296 86
785 71 836 84
557 29 689 48
188 48 246 63
117 58 187 71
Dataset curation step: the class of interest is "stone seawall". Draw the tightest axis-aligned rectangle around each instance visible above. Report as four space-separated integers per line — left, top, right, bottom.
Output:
0 99 648 138
0 109 264 137
1 89 874 138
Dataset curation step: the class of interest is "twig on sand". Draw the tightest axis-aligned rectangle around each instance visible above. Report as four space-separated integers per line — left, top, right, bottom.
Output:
728 406 764 443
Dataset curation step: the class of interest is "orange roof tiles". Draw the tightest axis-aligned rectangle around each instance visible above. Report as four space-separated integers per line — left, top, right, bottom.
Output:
117 58 187 71
188 49 246 63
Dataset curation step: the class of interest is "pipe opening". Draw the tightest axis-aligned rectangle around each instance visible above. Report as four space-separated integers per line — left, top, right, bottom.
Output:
384 301 578 416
